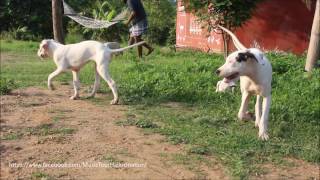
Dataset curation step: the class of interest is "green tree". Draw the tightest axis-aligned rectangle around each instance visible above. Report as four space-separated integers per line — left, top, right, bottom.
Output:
0 0 94 40
183 0 262 55
143 0 176 45
0 0 52 40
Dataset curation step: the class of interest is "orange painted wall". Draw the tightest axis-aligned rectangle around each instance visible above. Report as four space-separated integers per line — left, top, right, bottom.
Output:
176 0 315 54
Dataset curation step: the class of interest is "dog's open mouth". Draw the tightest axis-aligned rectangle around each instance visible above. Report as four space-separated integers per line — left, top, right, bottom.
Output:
224 73 239 83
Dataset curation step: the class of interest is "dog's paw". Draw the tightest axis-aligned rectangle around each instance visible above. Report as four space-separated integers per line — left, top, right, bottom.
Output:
245 111 255 120
238 111 254 121
255 121 259 128
258 131 269 141
70 95 80 100
110 99 119 105
255 118 261 128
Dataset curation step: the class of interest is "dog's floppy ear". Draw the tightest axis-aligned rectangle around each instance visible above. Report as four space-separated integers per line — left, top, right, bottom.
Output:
236 51 258 63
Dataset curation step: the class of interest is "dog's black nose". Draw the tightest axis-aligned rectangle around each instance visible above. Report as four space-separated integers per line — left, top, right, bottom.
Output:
215 69 221 75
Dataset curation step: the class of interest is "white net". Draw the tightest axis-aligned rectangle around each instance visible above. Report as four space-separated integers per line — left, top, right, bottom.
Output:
63 0 127 29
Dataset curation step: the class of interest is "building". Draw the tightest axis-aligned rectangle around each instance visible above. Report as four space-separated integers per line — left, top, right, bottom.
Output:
176 0 315 54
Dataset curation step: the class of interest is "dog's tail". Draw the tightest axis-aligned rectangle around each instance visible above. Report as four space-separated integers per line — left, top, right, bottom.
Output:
106 41 146 54
218 25 246 51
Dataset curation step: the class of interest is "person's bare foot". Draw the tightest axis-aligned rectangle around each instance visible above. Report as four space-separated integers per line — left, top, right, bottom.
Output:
146 48 154 56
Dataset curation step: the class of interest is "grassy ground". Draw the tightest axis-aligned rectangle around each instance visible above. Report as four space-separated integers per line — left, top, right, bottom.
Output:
1 40 319 178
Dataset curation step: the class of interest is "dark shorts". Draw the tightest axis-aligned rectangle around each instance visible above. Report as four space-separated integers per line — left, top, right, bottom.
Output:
129 19 148 37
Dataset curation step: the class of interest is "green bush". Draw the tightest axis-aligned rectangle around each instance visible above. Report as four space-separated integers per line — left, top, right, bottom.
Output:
166 17 176 46
0 27 41 41
0 78 16 95
65 32 85 44
184 0 262 29
1 0 52 39
144 0 176 45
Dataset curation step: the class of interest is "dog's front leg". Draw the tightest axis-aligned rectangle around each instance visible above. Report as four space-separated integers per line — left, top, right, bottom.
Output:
48 69 63 90
255 95 262 127
70 71 80 100
238 91 252 120
259 95 271 140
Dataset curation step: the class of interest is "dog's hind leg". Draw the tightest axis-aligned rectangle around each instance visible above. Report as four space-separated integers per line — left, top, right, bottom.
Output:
255 95 262 127
48 68 63 90
70 71 80 100
88 64 101 98
96 61 118 105
259 96 271 140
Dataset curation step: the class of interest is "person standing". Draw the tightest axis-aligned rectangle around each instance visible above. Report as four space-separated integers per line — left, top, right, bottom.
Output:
123 0 154 58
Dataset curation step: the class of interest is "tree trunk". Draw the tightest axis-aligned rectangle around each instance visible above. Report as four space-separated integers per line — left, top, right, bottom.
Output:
52 0 64 44
222 32 228 58
305 0 320 71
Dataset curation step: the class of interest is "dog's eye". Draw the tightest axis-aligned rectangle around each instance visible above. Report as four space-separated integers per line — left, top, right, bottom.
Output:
236 53 248 63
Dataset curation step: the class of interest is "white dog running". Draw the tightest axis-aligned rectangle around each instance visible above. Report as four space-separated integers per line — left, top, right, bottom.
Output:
37 39 145 105
215 25 272 140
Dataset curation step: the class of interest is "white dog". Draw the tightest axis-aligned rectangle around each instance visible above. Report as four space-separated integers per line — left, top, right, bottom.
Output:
37 39 145 105
215 25 272 140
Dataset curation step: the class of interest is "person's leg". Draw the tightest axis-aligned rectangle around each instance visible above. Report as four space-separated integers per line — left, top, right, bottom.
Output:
128 35 135 45
140 36 153 56
134 35 143 58
136 35 154 56
142 40 154 56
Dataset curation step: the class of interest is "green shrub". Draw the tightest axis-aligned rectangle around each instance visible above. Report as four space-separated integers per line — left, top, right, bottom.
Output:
0 27 41 41
65 33 85 44
1 0 52 39
135 119 158 128
144 0 176 45
0 78 16 95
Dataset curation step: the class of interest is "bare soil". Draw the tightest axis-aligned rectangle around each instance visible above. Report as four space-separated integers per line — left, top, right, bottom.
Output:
0 86 319 180
0 86 227 180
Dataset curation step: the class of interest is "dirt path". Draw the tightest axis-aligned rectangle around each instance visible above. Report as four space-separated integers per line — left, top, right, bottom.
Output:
1 86 319 180
0 86 227 179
